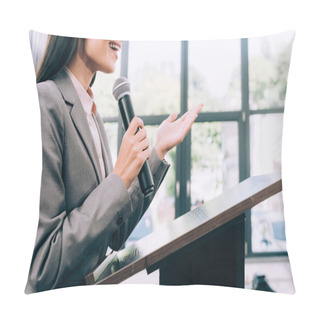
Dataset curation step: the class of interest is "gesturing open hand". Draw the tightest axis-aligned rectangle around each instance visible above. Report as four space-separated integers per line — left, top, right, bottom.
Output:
154 103 204 160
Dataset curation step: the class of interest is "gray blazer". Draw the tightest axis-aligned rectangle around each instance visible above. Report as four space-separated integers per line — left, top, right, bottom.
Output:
25 69 170 293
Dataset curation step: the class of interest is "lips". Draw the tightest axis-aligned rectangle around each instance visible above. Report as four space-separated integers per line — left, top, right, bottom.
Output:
109 41 122 52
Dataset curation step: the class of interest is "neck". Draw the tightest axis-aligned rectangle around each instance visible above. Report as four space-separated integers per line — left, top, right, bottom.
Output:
67 53 95 90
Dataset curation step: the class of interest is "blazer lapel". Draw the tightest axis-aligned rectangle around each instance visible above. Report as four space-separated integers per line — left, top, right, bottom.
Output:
95 113 114 176
53 69 104 183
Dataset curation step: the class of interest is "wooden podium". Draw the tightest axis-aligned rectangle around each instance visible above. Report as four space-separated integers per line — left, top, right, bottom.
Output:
86 173 282 288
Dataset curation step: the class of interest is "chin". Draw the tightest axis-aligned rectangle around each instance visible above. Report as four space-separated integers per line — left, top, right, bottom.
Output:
101 64 116 74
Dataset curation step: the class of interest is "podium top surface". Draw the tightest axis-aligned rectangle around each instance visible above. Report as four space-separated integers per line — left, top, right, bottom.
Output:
87 173 282 285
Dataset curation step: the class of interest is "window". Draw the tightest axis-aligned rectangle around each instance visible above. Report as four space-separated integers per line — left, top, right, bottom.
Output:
249 114 286 253
188 39 241 111
108 35 294 257
190 121 239 207
246 32 294 255
128 41 180 116
248 32 293 110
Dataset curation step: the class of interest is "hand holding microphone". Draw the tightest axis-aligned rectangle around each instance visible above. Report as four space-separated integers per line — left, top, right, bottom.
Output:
112 77 155 196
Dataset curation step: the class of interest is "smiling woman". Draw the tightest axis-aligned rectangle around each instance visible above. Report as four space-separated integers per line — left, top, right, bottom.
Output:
25 31 202 293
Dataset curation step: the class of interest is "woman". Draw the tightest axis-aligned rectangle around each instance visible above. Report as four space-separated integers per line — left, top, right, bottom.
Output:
25 35 203 293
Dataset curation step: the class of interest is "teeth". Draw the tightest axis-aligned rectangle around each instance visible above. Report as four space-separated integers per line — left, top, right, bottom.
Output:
109 42 120 51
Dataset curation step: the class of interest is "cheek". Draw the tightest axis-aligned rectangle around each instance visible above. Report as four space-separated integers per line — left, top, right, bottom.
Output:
86 41 108 64
85 40 115 73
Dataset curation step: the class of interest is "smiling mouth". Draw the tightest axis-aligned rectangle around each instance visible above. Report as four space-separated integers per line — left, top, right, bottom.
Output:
109 41 121 52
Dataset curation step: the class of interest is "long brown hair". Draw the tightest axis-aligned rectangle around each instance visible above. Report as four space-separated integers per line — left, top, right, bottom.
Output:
36 35 96 86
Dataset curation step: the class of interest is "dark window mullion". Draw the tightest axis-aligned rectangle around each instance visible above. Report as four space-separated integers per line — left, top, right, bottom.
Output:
117 41 130 154
240 38 250 182
239 38 253 257
139 111 243 126
175 41 190 218
139 115 169 126
196 111 242 122
250 107 285 115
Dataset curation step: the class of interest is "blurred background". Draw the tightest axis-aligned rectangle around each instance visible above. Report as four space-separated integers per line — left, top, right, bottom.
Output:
30 30 295 293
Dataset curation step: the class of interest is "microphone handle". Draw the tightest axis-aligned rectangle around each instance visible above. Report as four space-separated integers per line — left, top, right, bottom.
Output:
118 95 155 196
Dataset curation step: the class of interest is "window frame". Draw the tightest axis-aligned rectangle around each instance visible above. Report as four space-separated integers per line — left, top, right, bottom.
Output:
102 39 288 258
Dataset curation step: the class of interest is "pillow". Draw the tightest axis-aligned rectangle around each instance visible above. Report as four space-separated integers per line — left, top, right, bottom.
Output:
25 30 295 294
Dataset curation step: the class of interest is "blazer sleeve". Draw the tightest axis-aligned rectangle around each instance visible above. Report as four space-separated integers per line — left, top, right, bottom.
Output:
109 148 170 251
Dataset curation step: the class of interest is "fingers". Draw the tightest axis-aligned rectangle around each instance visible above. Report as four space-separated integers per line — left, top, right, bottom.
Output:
140 144 151 160
188 103 203 121
126 116 150 156
177 103 203 138
193 103 204 114
179 108 199 129
133 138 151 167
177 103 203 125
114 116 152 189
138 135 150 152
184 113 198 132
135 127 147 142
167 112 178 123
127 116 144 136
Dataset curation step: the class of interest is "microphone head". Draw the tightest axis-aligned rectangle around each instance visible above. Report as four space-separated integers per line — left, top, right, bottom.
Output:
112 77 131 101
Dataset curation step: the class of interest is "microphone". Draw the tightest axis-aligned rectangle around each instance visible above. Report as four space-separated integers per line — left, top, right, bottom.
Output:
112 77 155 196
